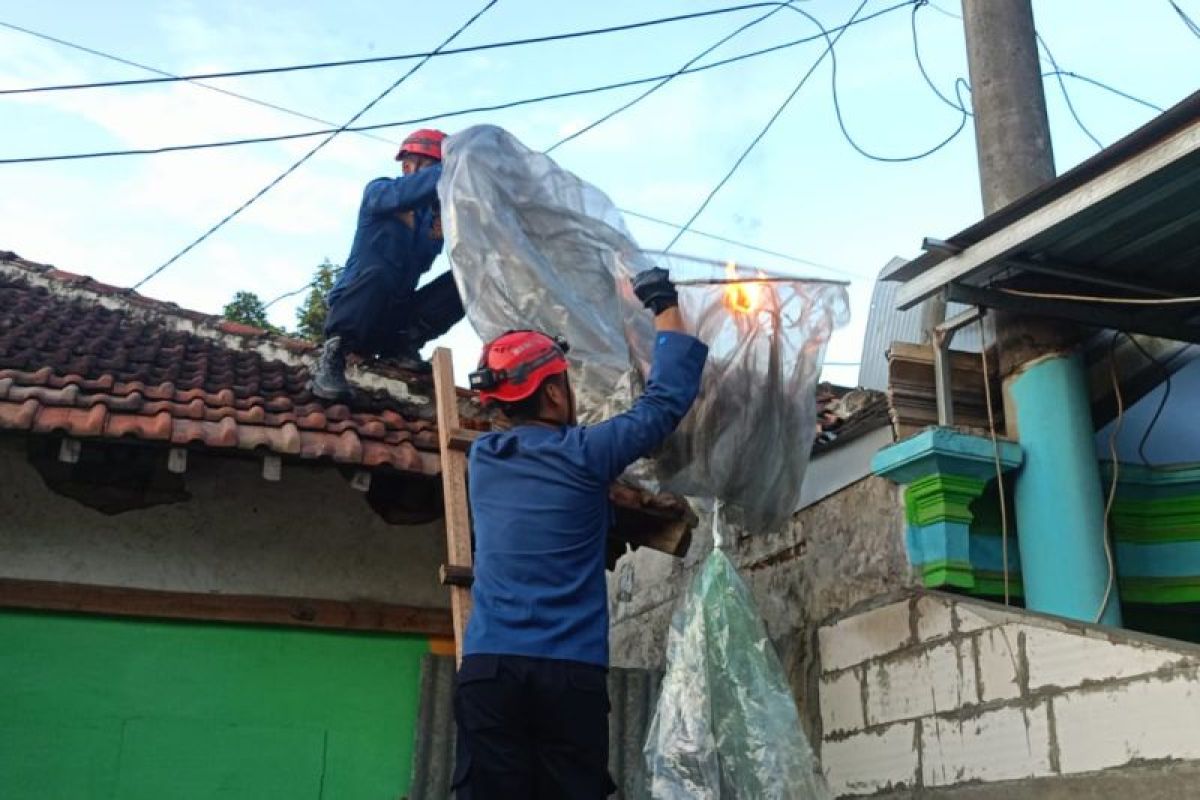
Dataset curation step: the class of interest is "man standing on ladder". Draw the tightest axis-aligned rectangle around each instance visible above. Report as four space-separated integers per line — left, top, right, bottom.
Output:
309 128 465 401
453 267 707 798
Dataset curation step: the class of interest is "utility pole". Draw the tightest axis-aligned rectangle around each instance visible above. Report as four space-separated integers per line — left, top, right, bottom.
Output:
961 0 1121 625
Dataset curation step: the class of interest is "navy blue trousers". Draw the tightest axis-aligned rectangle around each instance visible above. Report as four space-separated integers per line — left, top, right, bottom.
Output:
453 654 616 799
324 264 464 356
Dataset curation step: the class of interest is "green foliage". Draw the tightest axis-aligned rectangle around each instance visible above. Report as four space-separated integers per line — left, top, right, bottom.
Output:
221 291 278 332
295 259 339 343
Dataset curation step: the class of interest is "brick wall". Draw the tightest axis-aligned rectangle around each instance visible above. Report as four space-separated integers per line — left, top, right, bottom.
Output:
818 592 1200 797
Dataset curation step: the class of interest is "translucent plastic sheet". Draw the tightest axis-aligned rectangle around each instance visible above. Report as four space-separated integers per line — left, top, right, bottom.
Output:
440 125 849 533
644 509 830 799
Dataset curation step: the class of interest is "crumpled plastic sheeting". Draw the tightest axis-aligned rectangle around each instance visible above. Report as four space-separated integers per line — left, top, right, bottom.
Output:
648 254 849 532
439 124 656 429
439 125 849 532
644 513 830 799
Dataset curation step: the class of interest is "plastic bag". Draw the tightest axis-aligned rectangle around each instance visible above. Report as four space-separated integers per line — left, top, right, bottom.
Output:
644 508 829 799
648 254 849 532
440 125 849 533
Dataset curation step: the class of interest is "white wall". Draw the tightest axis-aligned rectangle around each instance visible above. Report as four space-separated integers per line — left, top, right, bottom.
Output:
818 592 1200 797
0 437 448 609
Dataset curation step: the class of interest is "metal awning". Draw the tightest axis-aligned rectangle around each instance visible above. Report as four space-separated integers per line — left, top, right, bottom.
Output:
888 90 1200 343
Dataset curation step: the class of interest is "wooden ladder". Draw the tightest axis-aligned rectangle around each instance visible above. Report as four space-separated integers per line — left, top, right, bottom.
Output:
432 347 478 666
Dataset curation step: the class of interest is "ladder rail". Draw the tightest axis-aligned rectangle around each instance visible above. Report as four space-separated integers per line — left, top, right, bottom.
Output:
432 347 475 666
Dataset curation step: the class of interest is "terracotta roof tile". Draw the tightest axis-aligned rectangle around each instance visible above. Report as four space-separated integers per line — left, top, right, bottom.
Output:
0 254 442 475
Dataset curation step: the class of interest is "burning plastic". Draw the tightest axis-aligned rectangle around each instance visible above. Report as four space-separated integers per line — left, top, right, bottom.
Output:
440 125 849 533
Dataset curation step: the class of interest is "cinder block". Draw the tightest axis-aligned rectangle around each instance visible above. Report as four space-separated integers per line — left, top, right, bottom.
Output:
1024 625 1187 691
975 625 1022 703
1055 672 1200 774
822 722 917 797
820 668 865 735
819 601 912 673
866 641 977 726
954 603 996 634
921 704 1055 787
915 595 955 643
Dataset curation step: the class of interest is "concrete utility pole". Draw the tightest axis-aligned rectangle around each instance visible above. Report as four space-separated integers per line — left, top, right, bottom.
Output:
961 0 1121 625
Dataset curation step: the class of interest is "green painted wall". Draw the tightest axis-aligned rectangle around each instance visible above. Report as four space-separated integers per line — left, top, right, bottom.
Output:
0 610 428 799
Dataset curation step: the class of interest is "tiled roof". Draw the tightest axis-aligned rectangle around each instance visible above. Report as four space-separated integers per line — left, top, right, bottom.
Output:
0 252 444 474
814 382 890 453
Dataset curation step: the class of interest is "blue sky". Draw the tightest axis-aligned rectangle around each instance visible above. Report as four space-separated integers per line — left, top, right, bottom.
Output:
1 0 1196 385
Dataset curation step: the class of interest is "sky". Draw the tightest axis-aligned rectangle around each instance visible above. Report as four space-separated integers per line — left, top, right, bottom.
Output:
1 0 1197 386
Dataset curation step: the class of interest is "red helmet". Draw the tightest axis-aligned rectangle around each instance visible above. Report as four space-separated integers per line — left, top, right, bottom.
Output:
396 128 447 161
470 330 570 406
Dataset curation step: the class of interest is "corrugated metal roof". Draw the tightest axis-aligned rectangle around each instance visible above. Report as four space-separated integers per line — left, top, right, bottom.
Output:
885 91 1200 343
889 90 1200 286
859 259 980 393
408 654 662 799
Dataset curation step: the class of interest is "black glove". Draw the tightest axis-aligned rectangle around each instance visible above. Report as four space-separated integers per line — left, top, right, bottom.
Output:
631 267 679 315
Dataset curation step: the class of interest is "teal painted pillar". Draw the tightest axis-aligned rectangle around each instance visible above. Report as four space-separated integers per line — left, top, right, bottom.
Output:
1008 353 1122 625
873 428 1023 594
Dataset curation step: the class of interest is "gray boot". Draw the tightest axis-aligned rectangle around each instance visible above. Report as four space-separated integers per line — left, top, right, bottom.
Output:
309 335 353 401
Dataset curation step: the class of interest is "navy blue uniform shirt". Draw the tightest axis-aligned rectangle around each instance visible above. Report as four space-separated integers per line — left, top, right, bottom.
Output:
328 164 444 307
465 331 708 666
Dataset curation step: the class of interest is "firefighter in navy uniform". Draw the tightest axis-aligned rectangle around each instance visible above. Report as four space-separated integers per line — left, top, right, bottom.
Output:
309 128 464 401
453 267 707 798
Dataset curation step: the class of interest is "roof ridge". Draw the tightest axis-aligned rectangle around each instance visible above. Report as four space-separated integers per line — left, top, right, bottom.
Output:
0 250 429 405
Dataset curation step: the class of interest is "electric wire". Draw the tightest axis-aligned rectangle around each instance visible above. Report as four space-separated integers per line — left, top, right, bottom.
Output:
132 0 499 290
910 1 972 116
1044 70 1164 114
1122 332 1175 469
0 10 913 167
1169 0 1200 38
793 2 970 163
618 208 870 280
1097 331 1123 624
663 0 874 253
978 313 1011 606
922 1 1162 116
998 287 1200 305
0 5 786 94
1036 32 1104 151
545 2 794 153
0 22 395 145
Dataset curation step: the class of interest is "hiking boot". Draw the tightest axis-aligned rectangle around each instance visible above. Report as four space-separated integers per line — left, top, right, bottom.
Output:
309 336 353 401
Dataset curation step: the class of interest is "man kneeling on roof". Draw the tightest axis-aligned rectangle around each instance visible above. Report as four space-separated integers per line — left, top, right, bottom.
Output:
310 128 462 401
452 267 707 798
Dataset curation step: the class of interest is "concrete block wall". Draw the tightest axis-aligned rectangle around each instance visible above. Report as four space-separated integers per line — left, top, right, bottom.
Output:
818 592 1200 797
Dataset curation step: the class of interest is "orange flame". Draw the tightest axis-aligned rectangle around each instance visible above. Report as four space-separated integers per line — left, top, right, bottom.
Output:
723 261 767 316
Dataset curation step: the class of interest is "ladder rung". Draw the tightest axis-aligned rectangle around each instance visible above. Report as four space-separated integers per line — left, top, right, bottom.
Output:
447 428 480 453
440 564 475 587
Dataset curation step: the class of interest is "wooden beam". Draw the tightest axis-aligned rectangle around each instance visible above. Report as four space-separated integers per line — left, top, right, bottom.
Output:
262 454 282 482
167 447 188 474
896 120 1200 309
432 347 473 666
58 438 81 464
439 564 474 588
0 578 452 638
448 427 479 453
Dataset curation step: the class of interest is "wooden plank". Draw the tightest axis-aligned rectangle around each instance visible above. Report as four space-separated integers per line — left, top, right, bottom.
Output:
896 121 1200 309
0 578 452 637
439 564 475 588
432 347 473 665
448 428 479 453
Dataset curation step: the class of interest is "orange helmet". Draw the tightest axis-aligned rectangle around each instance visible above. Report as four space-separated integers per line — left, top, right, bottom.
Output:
470 330 570 406
396 128 447 161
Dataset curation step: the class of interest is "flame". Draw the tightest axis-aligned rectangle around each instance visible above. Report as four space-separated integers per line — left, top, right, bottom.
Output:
723 261 767 316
